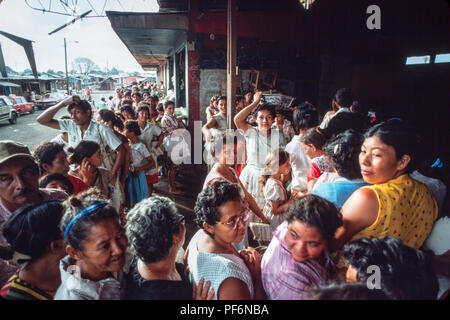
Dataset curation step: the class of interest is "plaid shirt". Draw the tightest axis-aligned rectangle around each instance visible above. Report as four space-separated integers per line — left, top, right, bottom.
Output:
261 221 334 300
160 114 184 136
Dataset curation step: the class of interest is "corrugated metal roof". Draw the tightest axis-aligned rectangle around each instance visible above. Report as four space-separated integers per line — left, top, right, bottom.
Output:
0 81 21 88
0 75 59 81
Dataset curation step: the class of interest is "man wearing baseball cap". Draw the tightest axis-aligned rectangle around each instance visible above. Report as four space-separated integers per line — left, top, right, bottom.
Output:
0 140 67 286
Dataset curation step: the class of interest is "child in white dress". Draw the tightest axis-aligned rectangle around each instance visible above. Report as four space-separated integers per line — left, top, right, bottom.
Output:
250 149 295 245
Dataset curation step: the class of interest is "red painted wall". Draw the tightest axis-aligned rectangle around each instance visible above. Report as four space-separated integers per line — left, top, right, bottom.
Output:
188 0 304 46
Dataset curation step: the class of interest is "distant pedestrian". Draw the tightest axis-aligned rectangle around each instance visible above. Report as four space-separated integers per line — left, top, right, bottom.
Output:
108 96 114 109
96 97 108 110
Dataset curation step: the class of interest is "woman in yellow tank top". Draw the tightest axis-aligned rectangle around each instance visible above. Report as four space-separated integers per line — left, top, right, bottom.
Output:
332 120 438 264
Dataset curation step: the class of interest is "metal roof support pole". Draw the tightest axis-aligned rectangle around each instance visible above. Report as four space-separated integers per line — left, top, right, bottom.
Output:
0 31 38 79
0 42 7 78
227 0 237 130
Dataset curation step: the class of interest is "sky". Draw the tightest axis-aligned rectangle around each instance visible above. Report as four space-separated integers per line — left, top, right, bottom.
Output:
0 0 160 73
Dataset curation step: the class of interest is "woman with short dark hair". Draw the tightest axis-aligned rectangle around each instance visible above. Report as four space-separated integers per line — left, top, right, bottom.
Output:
333 121 438 266
261 195 342 300
187 180 266 300
0 201 66 300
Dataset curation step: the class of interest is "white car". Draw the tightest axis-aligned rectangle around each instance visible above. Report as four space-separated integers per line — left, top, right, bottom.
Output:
0 95 18 124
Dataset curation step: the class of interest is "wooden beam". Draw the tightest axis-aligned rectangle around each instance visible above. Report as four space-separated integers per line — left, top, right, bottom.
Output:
227 0 237 129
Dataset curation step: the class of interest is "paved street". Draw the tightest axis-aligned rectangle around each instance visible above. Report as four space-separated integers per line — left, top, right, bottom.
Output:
0 96 206 247
0 108 68 150
0 91 115 150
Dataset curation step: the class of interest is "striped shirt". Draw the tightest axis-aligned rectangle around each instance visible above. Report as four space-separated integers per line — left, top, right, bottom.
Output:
0 270 55 300
261 221 333 300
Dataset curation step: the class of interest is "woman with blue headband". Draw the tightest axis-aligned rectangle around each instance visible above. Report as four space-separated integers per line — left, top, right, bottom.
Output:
54 188 128 300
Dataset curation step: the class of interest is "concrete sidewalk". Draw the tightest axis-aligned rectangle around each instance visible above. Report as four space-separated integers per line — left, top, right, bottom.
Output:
152 163 208 249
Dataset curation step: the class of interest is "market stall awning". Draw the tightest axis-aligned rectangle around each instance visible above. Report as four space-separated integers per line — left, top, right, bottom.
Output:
0 81 21 88
106 11 188 71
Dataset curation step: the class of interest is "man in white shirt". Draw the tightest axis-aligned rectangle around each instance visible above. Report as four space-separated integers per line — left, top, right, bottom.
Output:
320 88 353 129
107 96 114 110
37 96 125 185
285 104 319 193
111 88 123 111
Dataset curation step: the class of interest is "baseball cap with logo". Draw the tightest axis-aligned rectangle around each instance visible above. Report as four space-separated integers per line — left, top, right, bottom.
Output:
0 140 37 168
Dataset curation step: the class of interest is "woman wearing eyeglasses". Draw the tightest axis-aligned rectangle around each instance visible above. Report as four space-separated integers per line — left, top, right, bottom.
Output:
187 180 266 300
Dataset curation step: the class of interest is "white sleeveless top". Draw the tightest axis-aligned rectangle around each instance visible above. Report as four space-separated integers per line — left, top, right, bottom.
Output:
187 230 254 300
203 163 239 190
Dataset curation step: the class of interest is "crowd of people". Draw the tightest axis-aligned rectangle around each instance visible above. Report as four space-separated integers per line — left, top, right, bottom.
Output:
0 82 448 301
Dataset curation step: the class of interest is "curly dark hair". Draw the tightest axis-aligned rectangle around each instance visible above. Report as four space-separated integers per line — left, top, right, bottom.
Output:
125 196 185 264
309 281 393 300
323 129 363 180
60 188 120 252
287 194 343 244
194 180 244 237
33 141 65 175
343 236 438 300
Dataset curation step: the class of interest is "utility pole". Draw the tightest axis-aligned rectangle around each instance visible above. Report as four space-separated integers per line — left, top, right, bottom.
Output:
64 37 69 95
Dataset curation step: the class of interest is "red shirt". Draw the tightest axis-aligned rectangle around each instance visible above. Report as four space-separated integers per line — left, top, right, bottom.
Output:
67 174 87 195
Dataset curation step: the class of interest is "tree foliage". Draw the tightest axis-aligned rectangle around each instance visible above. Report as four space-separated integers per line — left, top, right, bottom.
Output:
71 57 98 75
109 67 121 75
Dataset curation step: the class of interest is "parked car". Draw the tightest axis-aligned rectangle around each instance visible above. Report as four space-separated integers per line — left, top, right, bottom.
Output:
8 95 35 115
34 92 66 110
0 95 18 124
